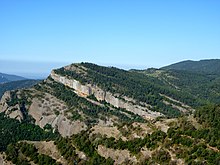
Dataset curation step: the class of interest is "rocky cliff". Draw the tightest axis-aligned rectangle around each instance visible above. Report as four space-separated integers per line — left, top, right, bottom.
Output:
0 62 194 137
50 71 162 120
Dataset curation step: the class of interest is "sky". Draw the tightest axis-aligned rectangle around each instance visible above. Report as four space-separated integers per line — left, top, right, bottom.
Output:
0 0 220 78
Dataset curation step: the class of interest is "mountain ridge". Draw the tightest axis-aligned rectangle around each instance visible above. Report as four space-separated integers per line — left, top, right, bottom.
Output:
0 60 220 164
0 62 195 137
0 79 40 98
161 59 220 75
0 72 26 84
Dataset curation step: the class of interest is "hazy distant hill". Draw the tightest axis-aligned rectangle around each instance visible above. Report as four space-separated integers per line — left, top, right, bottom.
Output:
0 79 40 98
0 72 26 83
161 59 220 75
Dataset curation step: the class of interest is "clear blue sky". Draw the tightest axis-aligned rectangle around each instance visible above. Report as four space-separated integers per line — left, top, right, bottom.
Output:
0 0 220 78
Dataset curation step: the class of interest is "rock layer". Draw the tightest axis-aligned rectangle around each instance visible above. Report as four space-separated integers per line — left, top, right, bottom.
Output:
51 71 162 119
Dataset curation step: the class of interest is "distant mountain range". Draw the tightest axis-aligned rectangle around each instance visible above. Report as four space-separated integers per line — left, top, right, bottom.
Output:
0 79 40 98
0 72 26 84
0 72 39 98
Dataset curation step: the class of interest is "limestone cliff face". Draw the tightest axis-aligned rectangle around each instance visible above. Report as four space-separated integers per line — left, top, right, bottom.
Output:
50 71 162 119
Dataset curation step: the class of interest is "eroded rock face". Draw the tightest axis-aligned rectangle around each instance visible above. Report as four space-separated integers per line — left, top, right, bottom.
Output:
0 91 12 112
0 90 87 137
28 95 87 137
51 71 162 119
0 91 23 121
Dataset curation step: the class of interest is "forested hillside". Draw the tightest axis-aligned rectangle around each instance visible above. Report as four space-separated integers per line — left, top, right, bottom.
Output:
54 63 200 117
136 68 220 104
161 59 220 75
0 113 58 151
0 61 220 164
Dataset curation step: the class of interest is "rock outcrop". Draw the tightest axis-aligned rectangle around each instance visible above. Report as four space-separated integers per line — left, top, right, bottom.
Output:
0 90 87 137
51 71 163 120
28 96 87 137
0 91 23 121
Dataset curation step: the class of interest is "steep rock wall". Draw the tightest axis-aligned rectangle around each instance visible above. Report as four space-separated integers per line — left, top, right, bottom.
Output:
51 71 162 119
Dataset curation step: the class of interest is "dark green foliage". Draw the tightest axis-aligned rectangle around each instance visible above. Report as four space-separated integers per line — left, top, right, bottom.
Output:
167 108 220 164
55 137 82 164
195 104 220 128
43 123 53 131
151 149 171 164
135 66 220 106
6 90 32 109
0 113 58 151
186 144 220 164
70 110 82 121
160 70 220 104
97 130 166 154
157 59 220 104
194 104 220 149
162 59 220 75
72 131 98 157
6 142 59 165
72 131 115 165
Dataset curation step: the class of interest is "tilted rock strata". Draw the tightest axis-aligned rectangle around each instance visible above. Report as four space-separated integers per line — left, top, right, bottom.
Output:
51 71 162 119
